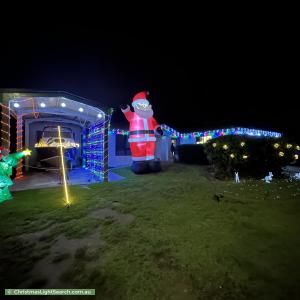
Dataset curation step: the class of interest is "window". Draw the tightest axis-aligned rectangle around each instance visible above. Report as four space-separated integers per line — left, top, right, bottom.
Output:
116 135 131 156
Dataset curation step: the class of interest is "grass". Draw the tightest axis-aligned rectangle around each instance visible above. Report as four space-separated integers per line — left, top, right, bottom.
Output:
0 163 300 299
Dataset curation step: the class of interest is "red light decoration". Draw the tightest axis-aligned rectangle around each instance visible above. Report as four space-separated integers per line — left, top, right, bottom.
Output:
15 115 24 179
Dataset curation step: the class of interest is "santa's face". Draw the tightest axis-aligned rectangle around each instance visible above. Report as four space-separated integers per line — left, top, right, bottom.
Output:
134 103 153 119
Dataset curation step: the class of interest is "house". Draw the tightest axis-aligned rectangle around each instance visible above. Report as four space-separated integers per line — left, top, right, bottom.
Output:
108 123 282 167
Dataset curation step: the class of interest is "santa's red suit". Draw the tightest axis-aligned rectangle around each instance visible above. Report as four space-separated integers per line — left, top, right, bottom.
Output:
122 92 160 161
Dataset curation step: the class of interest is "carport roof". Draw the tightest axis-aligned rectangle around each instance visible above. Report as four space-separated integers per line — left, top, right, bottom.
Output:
0 89 111 112
0 89 112 124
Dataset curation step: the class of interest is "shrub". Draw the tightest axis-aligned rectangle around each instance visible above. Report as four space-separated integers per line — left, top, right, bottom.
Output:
205 136 299 179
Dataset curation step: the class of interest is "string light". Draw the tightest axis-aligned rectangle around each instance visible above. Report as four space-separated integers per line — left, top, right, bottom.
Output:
15 115 24 179
0 112 10 118
109 129 129 135
223 144 228 150
230 153 235 158
84 121 105 179
286 144 292 149
1 103 10 151
160 124 180 138
243 155 248 159
274 143 280 149
212 143 217 147
82 127 87 168
128 125 282 141
240 142 245 147
295 154 299 160
279 151 285 157
35 141 80 148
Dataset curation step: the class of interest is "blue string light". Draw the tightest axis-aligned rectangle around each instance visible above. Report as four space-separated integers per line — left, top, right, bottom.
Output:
160 126 282 140
82 127 87 168
108 125 282 143
109 129 129 135
84 121 104 179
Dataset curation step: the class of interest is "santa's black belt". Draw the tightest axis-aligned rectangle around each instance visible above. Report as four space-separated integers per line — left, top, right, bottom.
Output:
129 130 155 135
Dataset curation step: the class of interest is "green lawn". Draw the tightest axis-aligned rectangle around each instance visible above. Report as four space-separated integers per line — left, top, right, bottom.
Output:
1 164 300 300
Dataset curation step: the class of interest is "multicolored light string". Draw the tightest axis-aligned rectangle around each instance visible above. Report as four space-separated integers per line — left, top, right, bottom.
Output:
109 125 282 140
109 128 129 135
161 126 282 140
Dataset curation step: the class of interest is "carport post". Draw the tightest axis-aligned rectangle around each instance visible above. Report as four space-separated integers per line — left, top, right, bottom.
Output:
0 103 10 152
15 114 24 179
103 108 113 182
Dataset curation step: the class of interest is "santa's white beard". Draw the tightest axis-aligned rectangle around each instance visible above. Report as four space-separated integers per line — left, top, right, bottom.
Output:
135 108 153 119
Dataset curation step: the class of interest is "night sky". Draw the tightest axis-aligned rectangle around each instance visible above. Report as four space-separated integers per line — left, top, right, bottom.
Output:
0 14 298 138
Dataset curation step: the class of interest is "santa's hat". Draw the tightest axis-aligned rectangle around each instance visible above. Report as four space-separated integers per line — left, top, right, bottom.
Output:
132 91 149 107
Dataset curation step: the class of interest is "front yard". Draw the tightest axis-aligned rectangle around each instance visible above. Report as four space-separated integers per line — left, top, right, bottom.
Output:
0 164 300 299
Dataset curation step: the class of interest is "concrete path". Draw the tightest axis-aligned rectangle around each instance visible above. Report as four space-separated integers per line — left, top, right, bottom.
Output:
10 168 124 192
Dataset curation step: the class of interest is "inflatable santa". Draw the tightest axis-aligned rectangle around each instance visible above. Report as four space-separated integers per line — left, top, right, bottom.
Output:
121 91 163 174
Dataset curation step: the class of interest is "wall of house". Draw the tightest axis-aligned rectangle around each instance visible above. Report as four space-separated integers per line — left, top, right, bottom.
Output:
155 136 173 161
108 134 175 167
108 134 132 168
179 136 196 144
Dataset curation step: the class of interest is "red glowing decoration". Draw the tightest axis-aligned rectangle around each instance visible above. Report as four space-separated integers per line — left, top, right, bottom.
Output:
121 91 162 174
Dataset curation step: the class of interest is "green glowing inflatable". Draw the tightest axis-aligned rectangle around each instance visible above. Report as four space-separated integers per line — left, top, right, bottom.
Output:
0 147 31 203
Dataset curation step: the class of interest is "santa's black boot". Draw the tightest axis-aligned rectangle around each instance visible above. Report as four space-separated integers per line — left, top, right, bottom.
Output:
148 159 162 172
131 161 151 174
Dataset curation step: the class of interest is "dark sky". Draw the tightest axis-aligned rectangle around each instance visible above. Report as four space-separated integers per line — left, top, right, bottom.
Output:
0 12 298 138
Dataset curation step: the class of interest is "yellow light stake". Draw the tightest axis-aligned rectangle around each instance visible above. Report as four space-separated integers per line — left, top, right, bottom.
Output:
58 126 71 207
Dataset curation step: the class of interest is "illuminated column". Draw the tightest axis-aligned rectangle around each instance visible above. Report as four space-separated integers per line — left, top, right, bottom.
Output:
85 122 103 180
0 103 10 152
103 115 109 182
15 114 23 179
82 127 87 168
103 109 113 182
